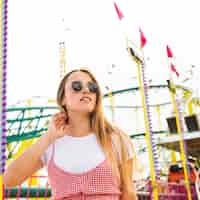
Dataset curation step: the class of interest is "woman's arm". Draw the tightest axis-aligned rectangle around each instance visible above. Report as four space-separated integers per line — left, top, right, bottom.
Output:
3 112 69 187
3 133 52 187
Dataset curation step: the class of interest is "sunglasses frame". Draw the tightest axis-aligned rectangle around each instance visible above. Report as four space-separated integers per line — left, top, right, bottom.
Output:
71 80 99 94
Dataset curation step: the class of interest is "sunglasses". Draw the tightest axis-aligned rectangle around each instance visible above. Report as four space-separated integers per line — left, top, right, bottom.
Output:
71 81 99 93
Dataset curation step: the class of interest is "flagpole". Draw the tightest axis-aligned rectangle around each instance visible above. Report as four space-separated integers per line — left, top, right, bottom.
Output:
1 0 8 198
128 47 159 200
138 28 160 199
113 3 159 198
59 41 67 79
166 46 192 200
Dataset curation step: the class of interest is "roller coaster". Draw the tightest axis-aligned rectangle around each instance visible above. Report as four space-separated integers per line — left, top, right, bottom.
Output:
4 83 200 199
1 14 199 198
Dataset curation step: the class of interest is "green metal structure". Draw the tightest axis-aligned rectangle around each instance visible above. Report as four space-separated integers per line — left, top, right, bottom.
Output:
5 84 196 198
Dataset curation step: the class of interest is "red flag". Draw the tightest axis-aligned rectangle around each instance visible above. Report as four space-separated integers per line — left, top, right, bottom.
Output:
170 63 179 77
114 2 124 20
166 45 173 58
139 28 147 48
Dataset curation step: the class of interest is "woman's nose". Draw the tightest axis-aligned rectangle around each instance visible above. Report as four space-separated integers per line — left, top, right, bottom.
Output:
82 85 90 93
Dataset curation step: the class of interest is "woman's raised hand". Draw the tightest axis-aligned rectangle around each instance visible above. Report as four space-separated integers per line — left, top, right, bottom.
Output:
47 112 70 143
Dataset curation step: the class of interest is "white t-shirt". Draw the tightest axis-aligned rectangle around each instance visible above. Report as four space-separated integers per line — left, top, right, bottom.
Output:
41 133 133 173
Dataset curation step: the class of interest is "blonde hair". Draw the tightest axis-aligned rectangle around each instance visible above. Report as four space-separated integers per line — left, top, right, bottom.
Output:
56 68 136 197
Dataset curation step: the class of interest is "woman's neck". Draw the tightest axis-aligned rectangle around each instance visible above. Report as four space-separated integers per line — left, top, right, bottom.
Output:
68 113 92 137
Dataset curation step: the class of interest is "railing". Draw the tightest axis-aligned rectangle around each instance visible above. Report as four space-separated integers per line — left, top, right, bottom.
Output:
5 176 50 199
4 177 199 199
136 180 199 200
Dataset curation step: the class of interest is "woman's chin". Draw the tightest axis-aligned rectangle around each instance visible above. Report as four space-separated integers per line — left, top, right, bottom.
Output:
75 108 94 114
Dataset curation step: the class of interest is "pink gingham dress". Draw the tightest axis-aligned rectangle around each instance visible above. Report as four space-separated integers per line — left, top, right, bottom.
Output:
47 144 121 200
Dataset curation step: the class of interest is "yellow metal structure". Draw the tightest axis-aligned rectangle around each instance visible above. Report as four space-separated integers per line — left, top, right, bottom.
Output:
128 47 159 200
59 42 67 79
168 79 192 200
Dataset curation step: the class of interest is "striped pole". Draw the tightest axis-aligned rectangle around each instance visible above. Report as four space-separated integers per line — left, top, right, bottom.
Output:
168 80 192 200
1 0 8 199
0 0 3 197
128 47 159 200
166 43 192 199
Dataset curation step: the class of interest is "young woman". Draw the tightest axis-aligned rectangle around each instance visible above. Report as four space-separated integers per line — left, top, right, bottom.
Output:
4 68 138 200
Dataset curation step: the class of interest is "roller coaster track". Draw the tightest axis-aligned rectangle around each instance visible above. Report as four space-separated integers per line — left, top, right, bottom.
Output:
4 84 198 199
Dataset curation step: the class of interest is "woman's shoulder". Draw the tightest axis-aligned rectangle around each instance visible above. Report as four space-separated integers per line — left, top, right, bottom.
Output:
40 135 67 166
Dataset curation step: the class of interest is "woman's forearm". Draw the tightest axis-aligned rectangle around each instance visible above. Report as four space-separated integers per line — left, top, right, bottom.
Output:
3 132 53 187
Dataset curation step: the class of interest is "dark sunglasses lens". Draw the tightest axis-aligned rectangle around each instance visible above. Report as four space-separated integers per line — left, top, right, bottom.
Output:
72 81 82 91
88 82 98 93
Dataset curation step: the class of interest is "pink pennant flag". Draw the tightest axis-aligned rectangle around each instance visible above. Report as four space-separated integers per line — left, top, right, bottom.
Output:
113 2 124 20
170 63 180 77
139 28 147 48
166 45 173 58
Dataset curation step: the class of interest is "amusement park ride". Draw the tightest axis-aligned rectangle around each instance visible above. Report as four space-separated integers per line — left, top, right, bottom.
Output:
1 4 200 196
2 41 200 199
